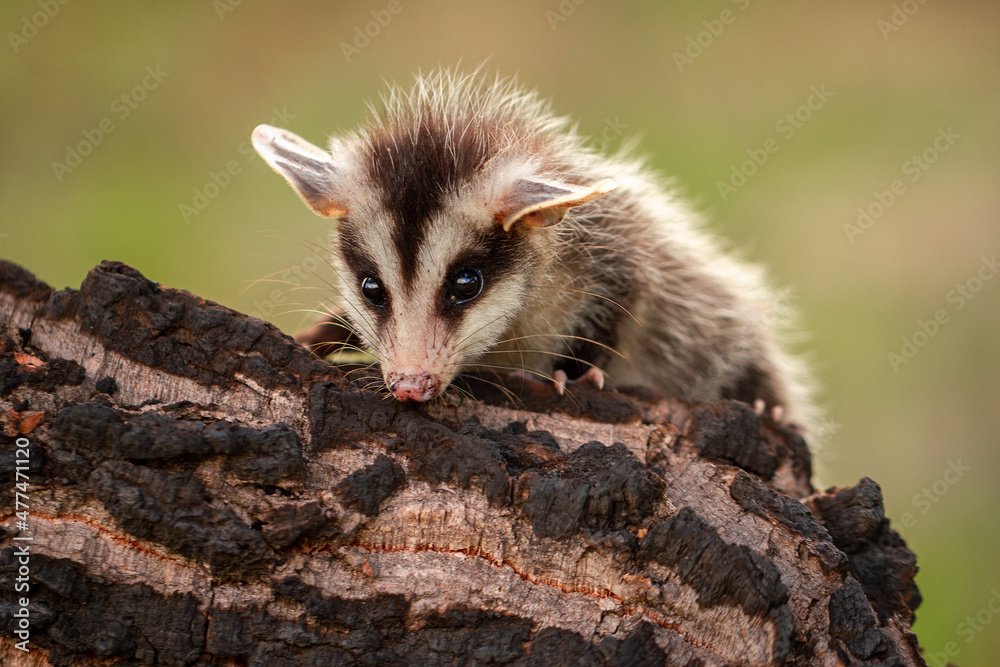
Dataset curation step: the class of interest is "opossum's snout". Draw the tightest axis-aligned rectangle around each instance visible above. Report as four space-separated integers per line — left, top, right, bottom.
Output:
375 308 457 403
385 369 441 402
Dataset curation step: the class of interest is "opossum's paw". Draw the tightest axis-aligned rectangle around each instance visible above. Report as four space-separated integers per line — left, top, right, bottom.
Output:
575 367 606 390
553 370 569 395
506 369 551 388
293 312 359 358
506 368 605 396
753 399 786 425
553 367 605 396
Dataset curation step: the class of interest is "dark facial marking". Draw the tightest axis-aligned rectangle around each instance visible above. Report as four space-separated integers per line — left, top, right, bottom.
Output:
366 116 495 289
338 225 391 331
437 225 531 337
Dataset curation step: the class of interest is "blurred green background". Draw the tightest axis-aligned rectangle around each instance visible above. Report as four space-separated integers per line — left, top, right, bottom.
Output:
2 1 997 663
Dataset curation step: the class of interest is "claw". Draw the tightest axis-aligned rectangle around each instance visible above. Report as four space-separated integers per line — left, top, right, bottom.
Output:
752 398 787 425
508 368 604 397
771 405 785 424
576 367 605 390
553 369 568 396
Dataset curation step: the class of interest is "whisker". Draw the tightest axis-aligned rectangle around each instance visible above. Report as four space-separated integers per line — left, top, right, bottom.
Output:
524 284 642 326
327 343 373 357
488 333 627 360
448 309 513 356
268 304 379 355
476 348 607 373
442 380 476 404
241 236 385 343
455 372 522 405
343 364 380 379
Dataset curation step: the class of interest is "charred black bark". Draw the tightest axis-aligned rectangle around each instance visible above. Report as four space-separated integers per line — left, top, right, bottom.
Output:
0 260 926 666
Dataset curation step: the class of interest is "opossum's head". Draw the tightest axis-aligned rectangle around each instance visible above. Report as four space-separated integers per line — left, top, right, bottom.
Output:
252 75 614 401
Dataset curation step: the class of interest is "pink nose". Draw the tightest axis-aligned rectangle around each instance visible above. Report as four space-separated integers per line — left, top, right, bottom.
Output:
386 371 440 402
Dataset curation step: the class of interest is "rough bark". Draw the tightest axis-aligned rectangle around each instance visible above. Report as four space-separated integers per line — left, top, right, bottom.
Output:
0 260 925 666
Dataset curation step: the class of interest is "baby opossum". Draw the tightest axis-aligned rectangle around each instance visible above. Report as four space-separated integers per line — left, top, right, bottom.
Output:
252 70 815 430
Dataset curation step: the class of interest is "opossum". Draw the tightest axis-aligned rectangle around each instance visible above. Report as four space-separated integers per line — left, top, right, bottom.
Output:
252 69 815 430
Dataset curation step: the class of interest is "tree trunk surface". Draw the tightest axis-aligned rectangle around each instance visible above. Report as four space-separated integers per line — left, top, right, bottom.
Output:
0 260 925 666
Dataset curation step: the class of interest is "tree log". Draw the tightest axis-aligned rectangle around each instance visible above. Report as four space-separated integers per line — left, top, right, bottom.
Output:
0 260 926 666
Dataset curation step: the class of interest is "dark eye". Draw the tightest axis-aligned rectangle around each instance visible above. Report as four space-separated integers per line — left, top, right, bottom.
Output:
446 268 483 305
361 276 386 307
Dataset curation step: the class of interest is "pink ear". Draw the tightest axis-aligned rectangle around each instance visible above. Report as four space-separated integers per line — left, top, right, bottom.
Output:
252 125 348 218
499 178 617 232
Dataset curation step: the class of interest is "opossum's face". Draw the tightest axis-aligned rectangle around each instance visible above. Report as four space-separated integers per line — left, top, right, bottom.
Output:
334 192 531 401
252 124 614 401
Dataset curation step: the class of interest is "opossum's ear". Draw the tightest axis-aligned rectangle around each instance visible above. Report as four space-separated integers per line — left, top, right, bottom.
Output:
500 178 616 232
252 124 347 218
